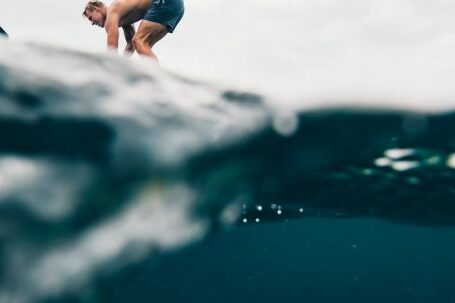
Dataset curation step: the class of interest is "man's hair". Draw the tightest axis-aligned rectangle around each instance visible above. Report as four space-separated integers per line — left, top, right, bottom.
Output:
82 1 105 17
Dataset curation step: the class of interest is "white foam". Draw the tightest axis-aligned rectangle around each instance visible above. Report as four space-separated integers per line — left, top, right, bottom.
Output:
0 156 93 220
3 184 208 302
0 41 269 169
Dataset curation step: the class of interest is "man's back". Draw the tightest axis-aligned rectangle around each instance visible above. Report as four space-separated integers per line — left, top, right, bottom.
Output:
109 0 152 26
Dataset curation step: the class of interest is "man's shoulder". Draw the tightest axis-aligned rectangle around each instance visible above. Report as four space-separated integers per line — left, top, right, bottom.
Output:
109 0 135 9
108 0 120 11
108 0 136 15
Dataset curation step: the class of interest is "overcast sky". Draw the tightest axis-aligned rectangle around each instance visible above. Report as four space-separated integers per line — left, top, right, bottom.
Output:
2 0 455 107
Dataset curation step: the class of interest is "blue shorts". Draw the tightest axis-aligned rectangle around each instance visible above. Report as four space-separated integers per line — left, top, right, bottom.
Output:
143 0 185 33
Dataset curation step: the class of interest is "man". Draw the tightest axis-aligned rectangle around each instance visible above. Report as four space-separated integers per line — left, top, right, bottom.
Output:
83 0 184 60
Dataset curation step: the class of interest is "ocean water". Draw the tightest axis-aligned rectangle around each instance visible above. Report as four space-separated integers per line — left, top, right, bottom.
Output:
1 39 455 303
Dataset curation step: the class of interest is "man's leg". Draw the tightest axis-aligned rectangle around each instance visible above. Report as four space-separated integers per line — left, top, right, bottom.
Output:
132 20 168 59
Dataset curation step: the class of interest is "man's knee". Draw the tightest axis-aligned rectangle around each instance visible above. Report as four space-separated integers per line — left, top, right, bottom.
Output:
132 35 147 49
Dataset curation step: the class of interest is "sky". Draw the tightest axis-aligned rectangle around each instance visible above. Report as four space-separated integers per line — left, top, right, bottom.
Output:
2 0 455 109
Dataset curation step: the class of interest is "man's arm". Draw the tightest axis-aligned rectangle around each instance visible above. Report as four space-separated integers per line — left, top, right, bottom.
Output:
122 24 135 56
105 13 120 51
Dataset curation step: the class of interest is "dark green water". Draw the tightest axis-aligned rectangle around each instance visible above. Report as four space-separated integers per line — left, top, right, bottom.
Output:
105 219 455 303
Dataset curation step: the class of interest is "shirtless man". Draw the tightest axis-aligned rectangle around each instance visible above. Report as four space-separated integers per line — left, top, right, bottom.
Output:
83 0 184 59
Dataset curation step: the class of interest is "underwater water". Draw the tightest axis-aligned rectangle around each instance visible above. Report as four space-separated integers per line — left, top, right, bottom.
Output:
107 219 455 303
0 40 455 303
